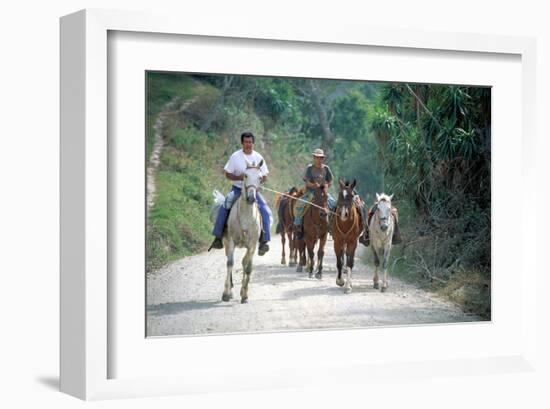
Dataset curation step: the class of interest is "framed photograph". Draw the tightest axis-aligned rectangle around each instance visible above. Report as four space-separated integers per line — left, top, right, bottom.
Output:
60 9 538 400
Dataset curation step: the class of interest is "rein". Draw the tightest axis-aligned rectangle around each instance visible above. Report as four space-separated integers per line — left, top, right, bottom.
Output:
260 185 337 216
334 204 360 237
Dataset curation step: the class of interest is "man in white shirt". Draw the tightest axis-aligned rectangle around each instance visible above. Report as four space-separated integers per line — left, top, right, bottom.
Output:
210 132 271 255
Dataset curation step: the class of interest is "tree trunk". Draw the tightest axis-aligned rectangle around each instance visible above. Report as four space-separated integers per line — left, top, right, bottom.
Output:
308 81 335 156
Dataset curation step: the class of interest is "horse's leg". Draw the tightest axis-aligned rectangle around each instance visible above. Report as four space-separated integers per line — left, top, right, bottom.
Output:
306 238 315 278
296 238 305 273
281 229 286 265
381 246 391 292
344 241 358 294
288 230 296 267
315 235 327 279
335 239 345 287
372 246 380 289
240 246 253 303
222 239 235 301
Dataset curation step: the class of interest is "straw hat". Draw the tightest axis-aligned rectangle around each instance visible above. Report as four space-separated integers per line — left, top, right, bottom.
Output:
312 148 326 158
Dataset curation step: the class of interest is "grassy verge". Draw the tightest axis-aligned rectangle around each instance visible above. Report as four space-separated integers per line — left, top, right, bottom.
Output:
361 230 491 320
146 125 227 273
146 72 198 160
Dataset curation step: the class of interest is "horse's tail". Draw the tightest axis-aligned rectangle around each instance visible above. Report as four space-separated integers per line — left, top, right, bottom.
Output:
210 189 225 224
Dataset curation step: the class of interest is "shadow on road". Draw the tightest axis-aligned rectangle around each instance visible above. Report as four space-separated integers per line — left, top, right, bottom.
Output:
148 299 232 317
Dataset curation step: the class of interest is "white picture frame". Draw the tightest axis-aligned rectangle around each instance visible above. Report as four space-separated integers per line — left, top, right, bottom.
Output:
60 8 538 401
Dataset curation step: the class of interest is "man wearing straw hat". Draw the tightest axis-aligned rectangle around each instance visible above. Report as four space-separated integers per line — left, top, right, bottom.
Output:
293 148 336 240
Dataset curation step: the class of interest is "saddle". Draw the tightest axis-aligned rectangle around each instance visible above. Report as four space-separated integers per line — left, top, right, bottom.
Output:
365 203 401 245
367 204 399 225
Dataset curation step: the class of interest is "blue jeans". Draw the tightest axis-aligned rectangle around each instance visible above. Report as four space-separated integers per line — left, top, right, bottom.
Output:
212 185 271 242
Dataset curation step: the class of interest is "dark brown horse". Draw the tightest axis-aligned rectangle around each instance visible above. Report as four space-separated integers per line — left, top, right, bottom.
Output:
276 187 301 266
300 185 329 279
332 179 363 293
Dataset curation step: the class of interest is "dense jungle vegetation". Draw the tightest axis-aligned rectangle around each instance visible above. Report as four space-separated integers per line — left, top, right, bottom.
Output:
146 72 491 318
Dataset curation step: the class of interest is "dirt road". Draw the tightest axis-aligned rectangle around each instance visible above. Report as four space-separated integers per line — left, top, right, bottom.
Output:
147 237 481 337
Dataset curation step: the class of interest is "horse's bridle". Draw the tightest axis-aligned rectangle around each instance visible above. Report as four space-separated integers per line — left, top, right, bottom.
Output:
375 199 391 230
335 189 359 237
243 165 262 204
312 186 328 217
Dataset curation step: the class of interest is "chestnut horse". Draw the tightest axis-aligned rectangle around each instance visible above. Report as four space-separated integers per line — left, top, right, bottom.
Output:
276 187 301 266
300 185 329 279
332 179 363 293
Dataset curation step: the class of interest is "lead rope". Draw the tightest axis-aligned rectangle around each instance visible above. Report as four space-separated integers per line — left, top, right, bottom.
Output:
260 185 337 216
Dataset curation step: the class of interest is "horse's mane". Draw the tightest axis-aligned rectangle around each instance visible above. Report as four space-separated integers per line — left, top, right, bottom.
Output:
275 186 302 210
377 193 393 203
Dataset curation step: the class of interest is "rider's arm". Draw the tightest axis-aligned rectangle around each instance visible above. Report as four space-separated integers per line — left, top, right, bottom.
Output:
225 171 244 181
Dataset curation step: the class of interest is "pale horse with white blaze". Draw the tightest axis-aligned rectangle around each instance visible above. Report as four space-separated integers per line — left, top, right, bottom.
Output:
369 193 395 292
218 159 264 304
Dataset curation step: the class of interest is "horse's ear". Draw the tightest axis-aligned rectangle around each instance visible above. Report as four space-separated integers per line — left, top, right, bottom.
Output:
351 179 356 189
245 159 252 169
339 178 345 189
258 159 264 168
389 194 394 201
376 193 380 201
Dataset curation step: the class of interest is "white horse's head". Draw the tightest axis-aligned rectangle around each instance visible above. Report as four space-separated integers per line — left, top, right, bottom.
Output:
375 193 394 232
243 159 264 204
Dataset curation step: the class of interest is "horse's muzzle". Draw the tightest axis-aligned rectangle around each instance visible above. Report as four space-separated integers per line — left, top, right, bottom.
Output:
380 224 388 232
246 194 256 204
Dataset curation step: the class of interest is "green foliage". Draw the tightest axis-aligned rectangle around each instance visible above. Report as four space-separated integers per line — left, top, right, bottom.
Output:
253 78 299 122
332 90 369 139
146 72 197 159
373 82 491 317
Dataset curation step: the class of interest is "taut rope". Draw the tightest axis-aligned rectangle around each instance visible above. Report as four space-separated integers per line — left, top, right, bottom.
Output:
260 185 337 216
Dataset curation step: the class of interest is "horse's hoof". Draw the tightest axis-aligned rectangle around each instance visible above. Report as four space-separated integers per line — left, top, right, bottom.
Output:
373 283 379 290
289 262 296 267
308 272 314 278
241 298 248 304
344 287 352 294
315 273 322 280
336 279 345 287
381 286 387 293
221 293 231 302
281 260 286 265
297 266 302 273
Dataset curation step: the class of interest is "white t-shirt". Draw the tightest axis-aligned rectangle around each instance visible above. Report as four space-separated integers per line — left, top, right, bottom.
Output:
224 149 269 188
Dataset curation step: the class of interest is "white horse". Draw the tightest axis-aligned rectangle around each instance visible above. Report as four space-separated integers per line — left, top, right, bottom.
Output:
369 193 395 292
221 160 264 304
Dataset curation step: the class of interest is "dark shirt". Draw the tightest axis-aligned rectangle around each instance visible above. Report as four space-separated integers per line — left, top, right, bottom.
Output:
303 164 333 187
